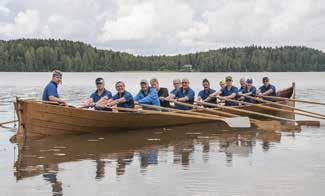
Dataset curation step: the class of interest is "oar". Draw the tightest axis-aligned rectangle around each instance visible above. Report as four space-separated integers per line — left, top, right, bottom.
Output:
139 103 251 128
262 95 325 106
193 100 301 132
115 106 250 128
243 95 325 119
221 97 325 120
0 120 18 126
161 98 294 131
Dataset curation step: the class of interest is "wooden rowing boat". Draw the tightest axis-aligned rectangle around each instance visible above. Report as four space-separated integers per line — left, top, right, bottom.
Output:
11 83 295 140
195 83 296 120
12 99 230 140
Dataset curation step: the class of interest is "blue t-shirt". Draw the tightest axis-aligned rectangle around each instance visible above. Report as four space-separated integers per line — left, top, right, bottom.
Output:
42 81 59 101
134 87 160 106
220 86 239 106
170 88 178 95
90 89 112 103
113 91 134 108
259 84 276 100
241 86 257 103
239 86 246 93
174 87 195 110
198 88 216 100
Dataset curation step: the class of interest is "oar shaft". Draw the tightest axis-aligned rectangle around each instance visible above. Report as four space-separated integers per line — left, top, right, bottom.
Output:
262 95 325 106
244 95 325 119
223 97 325 120
0 120 18 126
194 99 296 122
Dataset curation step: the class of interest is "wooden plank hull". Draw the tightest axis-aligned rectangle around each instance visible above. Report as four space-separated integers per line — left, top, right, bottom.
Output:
13 99 227 140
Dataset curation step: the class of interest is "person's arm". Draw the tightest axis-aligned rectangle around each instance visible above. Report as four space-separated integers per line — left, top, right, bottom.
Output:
47 85 67 106
261 88 274 96
204 91 220 102
134 91 141 101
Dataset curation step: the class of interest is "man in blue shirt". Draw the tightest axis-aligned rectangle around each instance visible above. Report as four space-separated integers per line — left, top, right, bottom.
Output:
238 78 257 103
258 77 276 101
42 70 67 106
85 78 112 110
196 78 216 104
170 79 181 95
238 77 246 93
206 76 238 106
108 81 134 108
134 79 160 106
168 78 195 110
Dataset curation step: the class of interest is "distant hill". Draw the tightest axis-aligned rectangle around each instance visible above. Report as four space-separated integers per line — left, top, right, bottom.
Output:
0 39 324 72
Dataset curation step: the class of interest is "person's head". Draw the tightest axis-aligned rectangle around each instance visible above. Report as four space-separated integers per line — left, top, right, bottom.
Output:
219 80 225 88
239 77 246 87
95 77 105 91
202 78 210 90
225 76 233 87
51 70 62 85
262 77 270 86
181 78 190 89
150 78 159 90
173 79 181 89
246 78 253 88
140 79 149 92
115 81 125 93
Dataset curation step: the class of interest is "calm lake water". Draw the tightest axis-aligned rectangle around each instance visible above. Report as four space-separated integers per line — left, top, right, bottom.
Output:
1 72 325 196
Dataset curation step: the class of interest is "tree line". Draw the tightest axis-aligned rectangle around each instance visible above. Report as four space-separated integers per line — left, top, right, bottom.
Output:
0 39 324 72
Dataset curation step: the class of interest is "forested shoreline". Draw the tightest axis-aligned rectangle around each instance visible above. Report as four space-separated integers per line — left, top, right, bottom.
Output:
0 39 324 72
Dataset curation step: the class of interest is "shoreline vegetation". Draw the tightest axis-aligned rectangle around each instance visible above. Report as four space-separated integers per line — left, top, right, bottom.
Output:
0 39 324 72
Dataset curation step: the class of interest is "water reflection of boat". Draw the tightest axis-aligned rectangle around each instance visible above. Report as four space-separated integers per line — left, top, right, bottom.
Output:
14 124 282 183
12 84 294 140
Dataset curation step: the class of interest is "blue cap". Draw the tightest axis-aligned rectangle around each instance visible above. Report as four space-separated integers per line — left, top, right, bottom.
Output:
246 78 253 84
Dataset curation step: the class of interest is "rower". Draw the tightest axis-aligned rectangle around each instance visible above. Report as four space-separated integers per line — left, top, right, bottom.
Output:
134 79 160 106
238 77 246 93
42 70 67 106
258 77 276 101
238 78 257 103
196 78 216 105
85 78 112 110
168 78 195 110
206 76 238 106
170 79 181 95
150 78 170 107
108 81 134 108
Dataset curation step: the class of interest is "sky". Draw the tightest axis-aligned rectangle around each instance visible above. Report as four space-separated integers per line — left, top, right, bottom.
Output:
0 0 324 55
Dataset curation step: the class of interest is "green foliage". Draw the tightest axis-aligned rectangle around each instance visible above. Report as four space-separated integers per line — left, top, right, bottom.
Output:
0 39 324 72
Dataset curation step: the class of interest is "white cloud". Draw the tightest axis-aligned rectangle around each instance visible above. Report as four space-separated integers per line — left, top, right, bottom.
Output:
0 9 41 37
0 0 324 54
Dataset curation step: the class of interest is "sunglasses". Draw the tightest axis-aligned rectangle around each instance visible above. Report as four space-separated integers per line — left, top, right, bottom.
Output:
182 82 189 84
96 82 103 85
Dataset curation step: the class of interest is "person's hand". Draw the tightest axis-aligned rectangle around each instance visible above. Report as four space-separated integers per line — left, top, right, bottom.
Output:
60 100 68 106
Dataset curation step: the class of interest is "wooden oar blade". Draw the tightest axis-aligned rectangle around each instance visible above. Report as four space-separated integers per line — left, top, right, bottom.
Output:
223 117 251 128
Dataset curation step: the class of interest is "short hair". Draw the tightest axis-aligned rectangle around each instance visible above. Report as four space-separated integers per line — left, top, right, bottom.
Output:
173 79 181 83
240 77 246 82
202 78 210 84
182 78 190 83
115 81 125 86
52 70 62 77
150 78 159 84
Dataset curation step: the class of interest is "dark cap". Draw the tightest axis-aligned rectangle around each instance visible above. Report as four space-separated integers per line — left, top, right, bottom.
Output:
246 78 253 84
95 77 105 84
262 77 269 82
225 76 232 81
